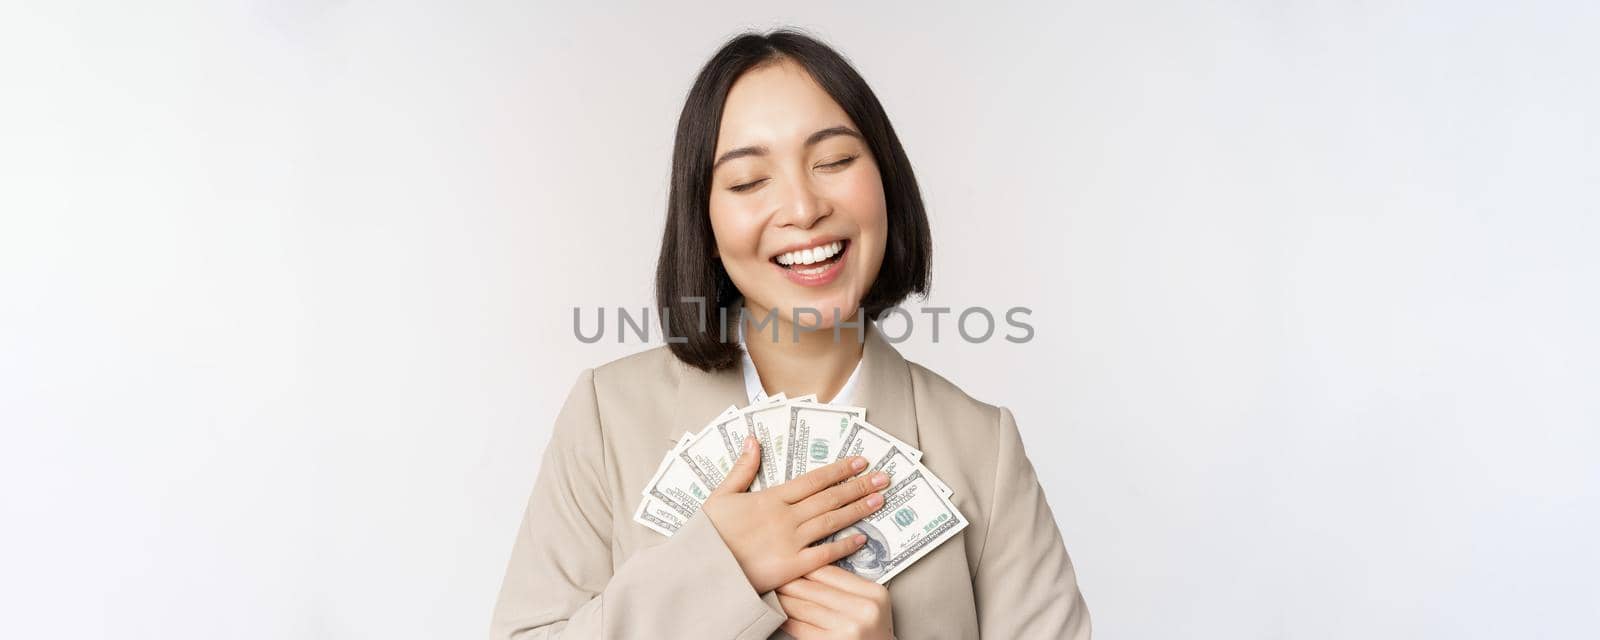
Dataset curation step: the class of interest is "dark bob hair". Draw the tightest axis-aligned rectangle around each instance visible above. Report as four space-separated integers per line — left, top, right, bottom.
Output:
654 28 933 372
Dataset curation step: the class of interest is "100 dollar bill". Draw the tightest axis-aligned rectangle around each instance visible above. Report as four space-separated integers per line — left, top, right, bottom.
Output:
824 468 968 585
784 403 866 482
744 393 811 490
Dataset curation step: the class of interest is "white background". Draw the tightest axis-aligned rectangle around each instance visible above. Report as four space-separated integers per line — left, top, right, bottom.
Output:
3 2 1596 638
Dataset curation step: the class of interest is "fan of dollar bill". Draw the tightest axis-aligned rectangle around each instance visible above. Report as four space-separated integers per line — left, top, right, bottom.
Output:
634 392 968 585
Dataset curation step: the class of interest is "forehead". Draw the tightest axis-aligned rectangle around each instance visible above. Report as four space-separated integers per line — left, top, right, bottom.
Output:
715 58 854 153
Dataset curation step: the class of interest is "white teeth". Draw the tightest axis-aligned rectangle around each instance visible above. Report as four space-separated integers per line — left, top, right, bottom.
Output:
776 241 843 266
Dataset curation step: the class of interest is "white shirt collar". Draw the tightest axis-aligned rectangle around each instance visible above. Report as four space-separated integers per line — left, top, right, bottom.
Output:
738 321 865 406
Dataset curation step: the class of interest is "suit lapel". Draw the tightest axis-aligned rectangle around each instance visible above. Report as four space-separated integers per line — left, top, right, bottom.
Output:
669 355 747 445
856 320 921 452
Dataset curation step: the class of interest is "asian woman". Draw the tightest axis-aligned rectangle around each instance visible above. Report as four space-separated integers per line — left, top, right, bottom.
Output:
490 28 1090 640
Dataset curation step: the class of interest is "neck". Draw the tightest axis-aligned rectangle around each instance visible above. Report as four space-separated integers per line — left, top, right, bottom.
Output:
740 299 865 402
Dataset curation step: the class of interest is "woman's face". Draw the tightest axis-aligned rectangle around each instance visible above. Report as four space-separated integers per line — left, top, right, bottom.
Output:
708 58 888 332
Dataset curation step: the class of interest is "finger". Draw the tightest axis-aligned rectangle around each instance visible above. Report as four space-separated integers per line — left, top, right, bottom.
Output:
776 594 840 631
807 564 890 600
710 436 760 496
780 618 829 640
778 576 866 613
794 470 888 521
775 455 869 503
797 531 867 571
798 491 885 542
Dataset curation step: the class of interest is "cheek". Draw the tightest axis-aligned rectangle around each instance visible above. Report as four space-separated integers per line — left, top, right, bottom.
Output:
833 167 889 261
707 198 764 262
841 165 886 211
832 165 888 235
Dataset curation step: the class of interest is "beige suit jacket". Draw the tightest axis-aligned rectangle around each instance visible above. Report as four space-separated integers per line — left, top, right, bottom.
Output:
490 322 1091 639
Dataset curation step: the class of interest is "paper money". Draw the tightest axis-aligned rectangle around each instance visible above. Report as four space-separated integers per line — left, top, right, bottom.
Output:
739 393 790 492
744 393 815 489
836 418 921 463
676 405 753 489
824 467 968 584
836 420 953 498
633 495 688 536
784 402 866 482
640 433 713 519
633 396 964 585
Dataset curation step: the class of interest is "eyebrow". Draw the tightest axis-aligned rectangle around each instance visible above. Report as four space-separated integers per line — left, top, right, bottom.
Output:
711 125 864 172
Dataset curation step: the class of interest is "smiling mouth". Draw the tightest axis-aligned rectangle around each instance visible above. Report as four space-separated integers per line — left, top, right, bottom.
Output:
771 239 849 272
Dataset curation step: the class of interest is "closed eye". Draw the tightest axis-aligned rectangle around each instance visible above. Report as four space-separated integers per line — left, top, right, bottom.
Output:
727 156 856 193
729 179 767 193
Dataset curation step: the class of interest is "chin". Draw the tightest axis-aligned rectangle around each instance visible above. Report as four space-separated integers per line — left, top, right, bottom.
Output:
740 283 866 331
781 296 863 330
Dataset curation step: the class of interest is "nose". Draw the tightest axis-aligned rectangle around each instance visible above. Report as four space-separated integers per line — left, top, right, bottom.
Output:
773 173 830 229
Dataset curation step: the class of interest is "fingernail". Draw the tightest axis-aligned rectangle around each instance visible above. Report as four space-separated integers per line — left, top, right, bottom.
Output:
744 437 756 453
851 457 867 471
872 472 888 487
867 493 883 508
854 533 867 545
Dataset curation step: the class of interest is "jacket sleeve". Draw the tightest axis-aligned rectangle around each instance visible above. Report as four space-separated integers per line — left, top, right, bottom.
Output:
489 369 789 639
973 406 1092 638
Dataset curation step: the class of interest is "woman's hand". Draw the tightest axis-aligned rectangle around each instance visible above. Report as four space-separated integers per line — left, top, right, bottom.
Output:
701 436 890 594
776 565 895 639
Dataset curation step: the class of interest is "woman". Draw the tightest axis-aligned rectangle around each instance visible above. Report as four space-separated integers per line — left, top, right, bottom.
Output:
491 29 1091 639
